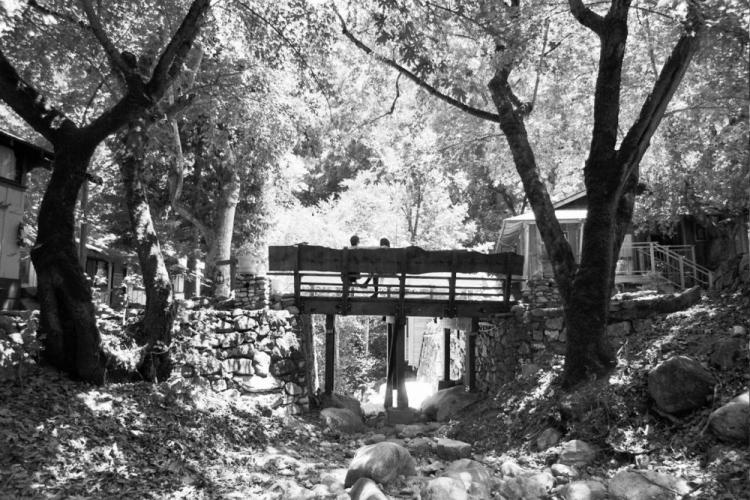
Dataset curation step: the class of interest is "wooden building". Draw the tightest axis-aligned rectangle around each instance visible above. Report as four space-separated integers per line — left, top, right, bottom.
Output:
0 130 52 308
494 191 731 291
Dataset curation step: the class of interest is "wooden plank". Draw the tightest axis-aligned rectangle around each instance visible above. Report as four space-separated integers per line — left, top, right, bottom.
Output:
269 245 523 276
296 297 514 317
324 314 335 395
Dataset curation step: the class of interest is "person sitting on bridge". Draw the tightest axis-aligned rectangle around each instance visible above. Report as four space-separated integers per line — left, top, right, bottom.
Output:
362 237 390 297
346 234 362 288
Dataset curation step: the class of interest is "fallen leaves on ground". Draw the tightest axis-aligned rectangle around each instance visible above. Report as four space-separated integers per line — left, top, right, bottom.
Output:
0 368 349 499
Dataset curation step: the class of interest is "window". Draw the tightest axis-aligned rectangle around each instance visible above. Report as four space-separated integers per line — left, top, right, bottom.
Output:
0 146 16 180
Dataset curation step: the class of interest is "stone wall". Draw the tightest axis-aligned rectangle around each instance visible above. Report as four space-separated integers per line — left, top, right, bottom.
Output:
173 307 309 414
233 273 270 310
474 296 656 394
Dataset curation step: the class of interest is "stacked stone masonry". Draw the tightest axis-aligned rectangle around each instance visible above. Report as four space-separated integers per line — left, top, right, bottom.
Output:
234 273 270 310
174 306 309 414
474 281 655 394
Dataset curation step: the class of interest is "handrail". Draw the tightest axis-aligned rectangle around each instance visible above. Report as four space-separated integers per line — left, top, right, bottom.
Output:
620 242 713 290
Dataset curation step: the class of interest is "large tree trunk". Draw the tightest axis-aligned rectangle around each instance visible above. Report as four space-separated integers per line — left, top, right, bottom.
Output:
119 124 175 381
562 191 619 383
0 0 209 385
32 136 106 383
205 170 240 299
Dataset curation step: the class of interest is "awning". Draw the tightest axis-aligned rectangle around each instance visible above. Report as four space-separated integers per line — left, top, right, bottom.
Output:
495 209 588 250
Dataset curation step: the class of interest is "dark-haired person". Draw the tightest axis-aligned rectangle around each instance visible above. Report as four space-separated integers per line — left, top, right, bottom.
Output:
363 237 390 297
346 235 361 289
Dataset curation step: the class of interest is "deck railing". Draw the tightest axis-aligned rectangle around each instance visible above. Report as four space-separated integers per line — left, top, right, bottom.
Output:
268 245 524 316
617 242 713 290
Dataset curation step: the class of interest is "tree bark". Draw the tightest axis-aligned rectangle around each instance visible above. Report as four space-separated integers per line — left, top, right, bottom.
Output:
118 123 176 381
204 168 241 299
31 135 106 383
0 0 210 384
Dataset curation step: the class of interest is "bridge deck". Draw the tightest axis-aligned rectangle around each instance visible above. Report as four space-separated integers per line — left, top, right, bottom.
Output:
268 245 524 411
268 245 524 317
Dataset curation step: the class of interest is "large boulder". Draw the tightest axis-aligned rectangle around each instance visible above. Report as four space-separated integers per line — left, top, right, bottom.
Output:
320 392 364 418
536 427 562 451
422 477 469 500
558 440 597 467
435 438 472 461
560 480 608 500
442 459 494 500
648 356 715 414
709 338 747 371
348 477 388 500
608 470 690 500
708 391 749 443
320 407 365 435
344 442 417 488
421 384 480 421
497 471 554 500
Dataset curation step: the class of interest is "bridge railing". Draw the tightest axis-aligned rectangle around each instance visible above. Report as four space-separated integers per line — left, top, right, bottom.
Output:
268 245 524 309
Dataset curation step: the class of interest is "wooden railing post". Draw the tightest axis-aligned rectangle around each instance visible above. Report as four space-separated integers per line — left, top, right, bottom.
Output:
503 253 512 303
649 242 656 275
294 246 301 305
448 251 457 316
679 256 685 289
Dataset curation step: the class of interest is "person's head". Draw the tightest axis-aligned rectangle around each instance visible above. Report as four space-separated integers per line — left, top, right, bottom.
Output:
350 235 360 247
379 238 391 247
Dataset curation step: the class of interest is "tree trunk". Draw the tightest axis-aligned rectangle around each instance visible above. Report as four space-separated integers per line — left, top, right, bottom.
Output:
32 136 106 383
561 190 619 384
118 124 175 381
205 170 240 299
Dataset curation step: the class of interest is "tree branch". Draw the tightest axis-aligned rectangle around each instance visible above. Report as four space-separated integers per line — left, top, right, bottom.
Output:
238 1 333 119
334 7 501 123
0 50 76 142
361 74 402 127
146 0 210 99
617 13 703 181
79 0 131 78
488 69 577 295
568 0 605 34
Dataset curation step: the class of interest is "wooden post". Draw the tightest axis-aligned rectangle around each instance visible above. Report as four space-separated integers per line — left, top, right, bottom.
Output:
293 246 301 306
384 320 394 408
325 314 335 395
394 313 409 409
679 256 685 289
443 327 451 383
503 253 513 303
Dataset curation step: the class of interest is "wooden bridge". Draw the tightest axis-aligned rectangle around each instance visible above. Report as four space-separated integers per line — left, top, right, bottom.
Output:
269 245 523 412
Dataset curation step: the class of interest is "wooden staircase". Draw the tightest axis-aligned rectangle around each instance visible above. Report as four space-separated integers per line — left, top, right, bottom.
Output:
616 242 713 292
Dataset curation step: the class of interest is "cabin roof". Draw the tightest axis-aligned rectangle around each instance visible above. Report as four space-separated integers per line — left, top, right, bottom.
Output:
502 208 588 222
553 190 587 209
0 129 53 157
495 209 587 251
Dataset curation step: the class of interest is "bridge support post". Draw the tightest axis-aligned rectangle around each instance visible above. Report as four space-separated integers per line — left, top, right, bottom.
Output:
384 320 394 408
394 313 409 409
324 314 335 395
464 318 478 392
442 328 451 386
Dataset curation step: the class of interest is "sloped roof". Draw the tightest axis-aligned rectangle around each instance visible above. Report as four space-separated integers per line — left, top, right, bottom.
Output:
495 209 587 251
